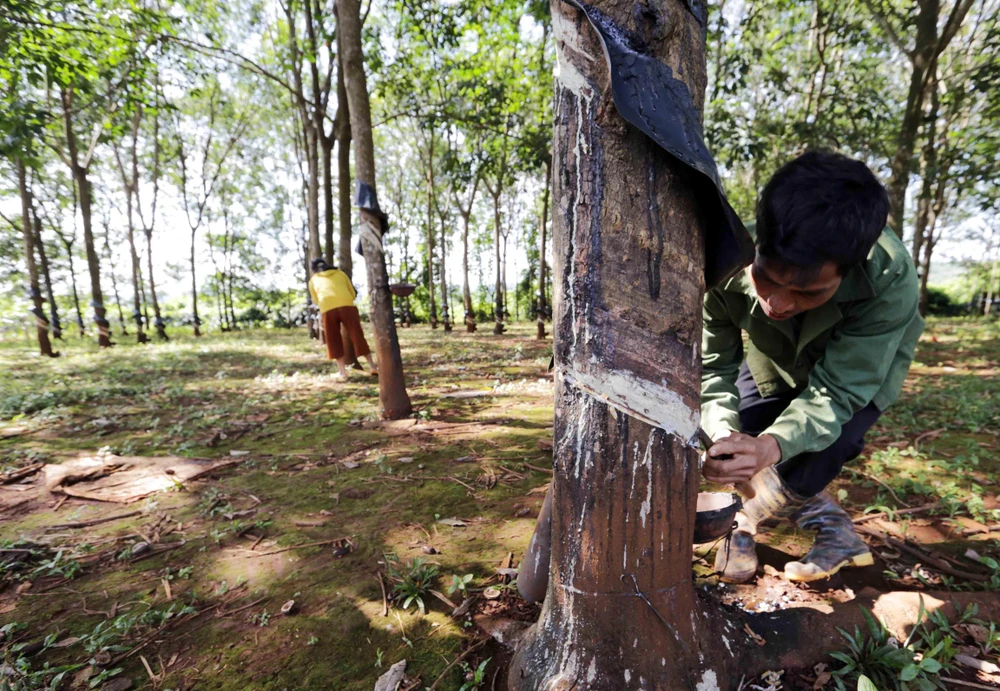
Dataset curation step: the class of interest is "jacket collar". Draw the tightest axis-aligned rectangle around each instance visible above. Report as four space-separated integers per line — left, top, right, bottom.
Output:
723 228 876 352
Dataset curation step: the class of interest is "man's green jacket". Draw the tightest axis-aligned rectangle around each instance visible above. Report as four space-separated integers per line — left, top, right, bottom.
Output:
701 227 925 461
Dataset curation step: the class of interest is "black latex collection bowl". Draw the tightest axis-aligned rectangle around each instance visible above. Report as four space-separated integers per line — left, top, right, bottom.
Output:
693 492 741 544
389 283 416 297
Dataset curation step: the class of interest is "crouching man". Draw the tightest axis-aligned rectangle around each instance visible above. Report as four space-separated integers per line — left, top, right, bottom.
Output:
702 151 924 583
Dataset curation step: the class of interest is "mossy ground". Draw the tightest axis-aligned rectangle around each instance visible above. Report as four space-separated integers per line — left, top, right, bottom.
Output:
1 318 997 690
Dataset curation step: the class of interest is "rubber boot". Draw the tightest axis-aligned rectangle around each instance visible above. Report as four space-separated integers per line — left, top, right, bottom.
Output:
715 466 807 583
517 489 552 603
784 492 873 582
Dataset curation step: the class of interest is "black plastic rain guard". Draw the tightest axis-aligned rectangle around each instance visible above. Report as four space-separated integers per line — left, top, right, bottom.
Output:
563 0 755 288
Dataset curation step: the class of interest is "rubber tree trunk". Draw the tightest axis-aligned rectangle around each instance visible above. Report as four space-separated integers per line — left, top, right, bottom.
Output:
59 231 85 337
122 155 149 344
885 0 939 237
439 213 451 331
322 136 336 266
492 193 504 334
17 160 55 357
425 129 438 329
509 1 741 687
190 228 201 336
32 209 61 340
103 232 128 337
537 157 551 340
146 231 168 340
62 89 111 347
339 0 412 419
335 55 353 279
334 25 361 370
461 211 476 332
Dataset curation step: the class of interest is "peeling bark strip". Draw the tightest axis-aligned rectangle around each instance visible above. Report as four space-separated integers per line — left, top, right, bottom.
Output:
510 1 745 687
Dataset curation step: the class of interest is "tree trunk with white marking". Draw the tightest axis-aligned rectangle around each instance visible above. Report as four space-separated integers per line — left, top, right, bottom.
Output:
509 1 743 687
339 0 412 419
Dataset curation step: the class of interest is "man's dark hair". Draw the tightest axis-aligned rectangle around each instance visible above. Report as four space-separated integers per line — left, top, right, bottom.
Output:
755 151 889 276
311 258 330 272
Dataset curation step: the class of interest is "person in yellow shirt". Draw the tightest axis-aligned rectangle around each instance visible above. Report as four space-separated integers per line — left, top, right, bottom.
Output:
308 258 377 379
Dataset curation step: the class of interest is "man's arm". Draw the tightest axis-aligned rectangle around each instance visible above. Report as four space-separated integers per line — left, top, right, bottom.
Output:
764 264 921 461
701 289 744 441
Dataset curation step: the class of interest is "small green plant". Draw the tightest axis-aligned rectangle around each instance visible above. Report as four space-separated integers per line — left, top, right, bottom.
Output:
29 550 82 581
384 553 439 615
459 657 491 691
374 647 385 668
306 635 319 646
830 603 948 691
249 609 271 627
448 573 474 597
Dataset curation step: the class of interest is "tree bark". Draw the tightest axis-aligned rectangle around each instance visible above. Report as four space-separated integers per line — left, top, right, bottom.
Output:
115 114 150 344
55 217 85 337
62 88 111 347
424 128 438 328
461 210 476 332
32 208 61 340
537 157 551 339
143 93 168 340
335 51 353 278
439 209 452 331
102 230 128 337
322 135 336 265
190 227 201 336
492 192 504 334
509 1 742 687
339 0 412 419
17 160 55 357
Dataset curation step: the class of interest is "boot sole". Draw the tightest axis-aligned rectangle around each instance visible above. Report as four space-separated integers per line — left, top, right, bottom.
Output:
785 552 874 583
718 568 758 584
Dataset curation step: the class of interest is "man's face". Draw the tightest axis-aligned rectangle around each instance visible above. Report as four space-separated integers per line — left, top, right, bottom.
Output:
749 254 842 321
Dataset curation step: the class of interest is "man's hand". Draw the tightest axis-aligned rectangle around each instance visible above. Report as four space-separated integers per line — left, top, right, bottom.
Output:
702 432 782 484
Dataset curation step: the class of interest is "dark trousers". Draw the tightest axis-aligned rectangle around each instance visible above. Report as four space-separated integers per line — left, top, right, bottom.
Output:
737 364 881 497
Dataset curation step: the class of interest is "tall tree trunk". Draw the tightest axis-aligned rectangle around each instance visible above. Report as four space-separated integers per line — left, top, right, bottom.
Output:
885 0 939 237
335 55 353 278
537 157 551 339
334 19 361 369
32 208 61 340
339 0 412 419
322 136 335 265
144 93 168 340
461 211 476 332
58 226 85 337
17 160 55 357
146 233 167 339
911 72 939 268
425 129 438 328
492 193 504 334
509 0 742 686
125 206 148 343
191 228 201 336
439 213 451 331
117 125 149 344
62 88 111 347
103 232 128 337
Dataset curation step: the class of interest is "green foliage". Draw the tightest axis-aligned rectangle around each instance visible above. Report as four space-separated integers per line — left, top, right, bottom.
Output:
830 605 948 691
459 657 491 691
924 288 964 317
447 573 474 597
383 553 439 615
